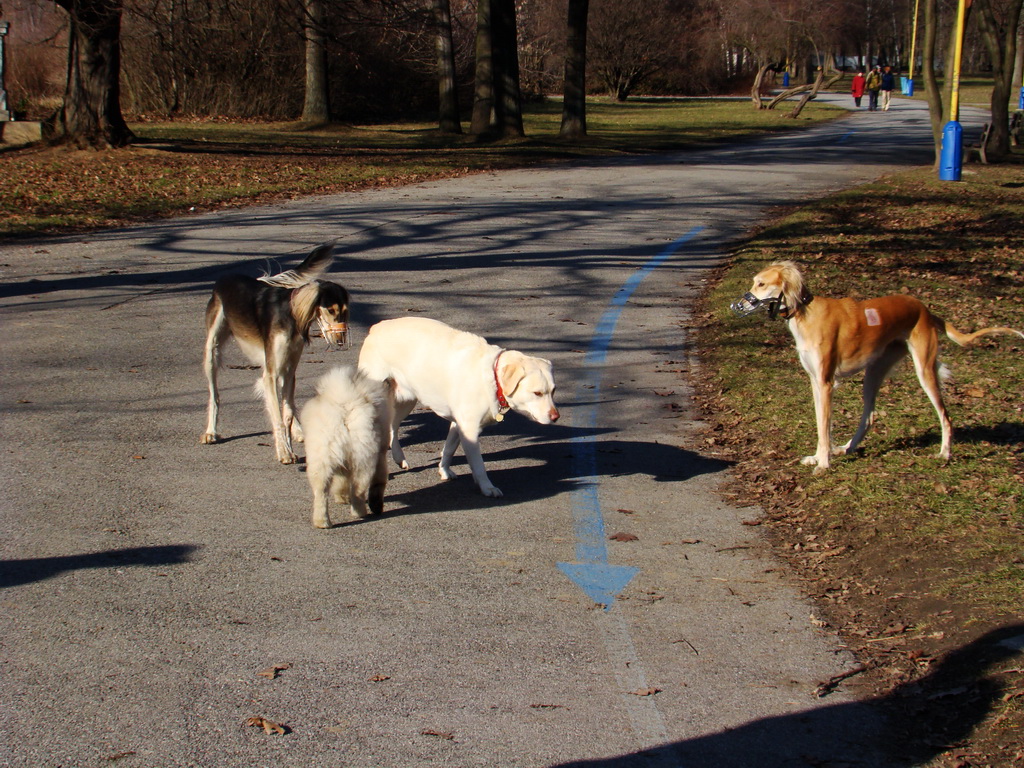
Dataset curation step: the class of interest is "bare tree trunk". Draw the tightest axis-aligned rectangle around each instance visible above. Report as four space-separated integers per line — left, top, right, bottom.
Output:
53 0 133 148
472 0 524 138
787 67 830 118
1013 24 1024 97
559 0 588 138
941 0 973 122
433 0 462 134
976 0 1023 160
750 62 770 109
765 70 842 113
471 0 495 134
492 0 524 137
922 0 946 165
301 0 329 124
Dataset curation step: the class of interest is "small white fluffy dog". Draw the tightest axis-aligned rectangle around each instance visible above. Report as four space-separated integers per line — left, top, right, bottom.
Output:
300 366 391 528
358 317 560 497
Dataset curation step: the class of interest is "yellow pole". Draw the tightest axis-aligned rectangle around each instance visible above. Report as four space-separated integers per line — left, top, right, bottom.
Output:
908 0 920 81
939 0 969 180
949 0 969 121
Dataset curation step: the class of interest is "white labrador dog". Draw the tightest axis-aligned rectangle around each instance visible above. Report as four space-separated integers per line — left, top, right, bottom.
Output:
357 317 559 497
300 366 392 528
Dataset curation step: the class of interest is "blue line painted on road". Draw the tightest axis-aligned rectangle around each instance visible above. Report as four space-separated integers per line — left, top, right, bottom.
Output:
587 230 704 365
836 130 855 144
559 226 705 609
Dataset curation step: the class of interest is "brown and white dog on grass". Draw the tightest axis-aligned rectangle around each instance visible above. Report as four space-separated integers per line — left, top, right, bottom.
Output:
201 244 350 464
732 261 1023 473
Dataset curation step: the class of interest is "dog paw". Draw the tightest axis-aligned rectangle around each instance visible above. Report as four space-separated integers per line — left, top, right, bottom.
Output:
802 455 831 473
311 516 333 529
278 453 297 465
200 432 220 445
479 485 503 498
438 466 457 481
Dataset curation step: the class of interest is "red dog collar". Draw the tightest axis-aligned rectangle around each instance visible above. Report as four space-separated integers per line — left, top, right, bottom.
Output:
493 350 510 420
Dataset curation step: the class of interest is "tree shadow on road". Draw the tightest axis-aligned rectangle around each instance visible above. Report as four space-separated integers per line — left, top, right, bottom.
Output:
550 623 1024 768
0 545 199 589
372 414 731 518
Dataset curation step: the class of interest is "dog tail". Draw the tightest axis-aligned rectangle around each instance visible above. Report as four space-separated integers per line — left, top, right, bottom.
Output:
260 243 335 288
939 318 1024 347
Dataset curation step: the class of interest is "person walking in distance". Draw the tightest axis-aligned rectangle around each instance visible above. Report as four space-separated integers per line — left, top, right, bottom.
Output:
880 65 896 111
851 71 866 108
865 66 882 111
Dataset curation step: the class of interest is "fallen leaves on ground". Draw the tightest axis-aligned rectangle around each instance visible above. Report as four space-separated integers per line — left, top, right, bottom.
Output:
609 532 639 542
246 717 288 735
420 729 455 740
257 663 291 679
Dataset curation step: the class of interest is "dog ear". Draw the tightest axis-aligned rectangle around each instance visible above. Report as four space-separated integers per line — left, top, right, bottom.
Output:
774 261 806 312
498 351 527 397
290 281 321 340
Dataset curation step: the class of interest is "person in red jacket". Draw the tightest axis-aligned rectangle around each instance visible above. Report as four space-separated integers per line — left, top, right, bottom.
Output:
851 71 866 108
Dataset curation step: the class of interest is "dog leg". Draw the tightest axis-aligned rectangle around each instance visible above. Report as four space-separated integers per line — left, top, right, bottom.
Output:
802 375 835 474
349 470 375 520
841 342 907 456
201 301 229 444
439 422 461 481
390 398 417 470
349 494 370 520
330 473 351 505
261 336 297 464
308 466 334 529
452 421 501 497
909 339 953 461
261 367 296 464
797 344 838 473
284 371 304 444
368 448 388 516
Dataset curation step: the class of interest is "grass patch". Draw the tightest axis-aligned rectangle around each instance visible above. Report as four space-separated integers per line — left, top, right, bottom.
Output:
696 156 1024 635
694 157 1024 763
697 159 1023 607
0 97 843 237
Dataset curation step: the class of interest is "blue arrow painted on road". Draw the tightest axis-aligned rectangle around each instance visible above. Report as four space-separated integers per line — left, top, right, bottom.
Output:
558 227 705 610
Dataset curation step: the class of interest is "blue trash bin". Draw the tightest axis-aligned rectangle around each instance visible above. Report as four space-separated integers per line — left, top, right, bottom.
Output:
1019 86 1024 110
939 121 963 182
783 72 790 88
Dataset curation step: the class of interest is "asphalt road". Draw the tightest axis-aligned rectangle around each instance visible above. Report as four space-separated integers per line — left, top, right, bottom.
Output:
0 96 986 767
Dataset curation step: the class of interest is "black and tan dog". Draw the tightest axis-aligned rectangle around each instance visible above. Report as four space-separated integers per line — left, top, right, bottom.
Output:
201 244 349 464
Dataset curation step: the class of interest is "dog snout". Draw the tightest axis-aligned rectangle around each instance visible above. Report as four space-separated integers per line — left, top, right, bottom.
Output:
549 406 560 422
730 296 753 315
322 322 349 347
730 292 763 317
